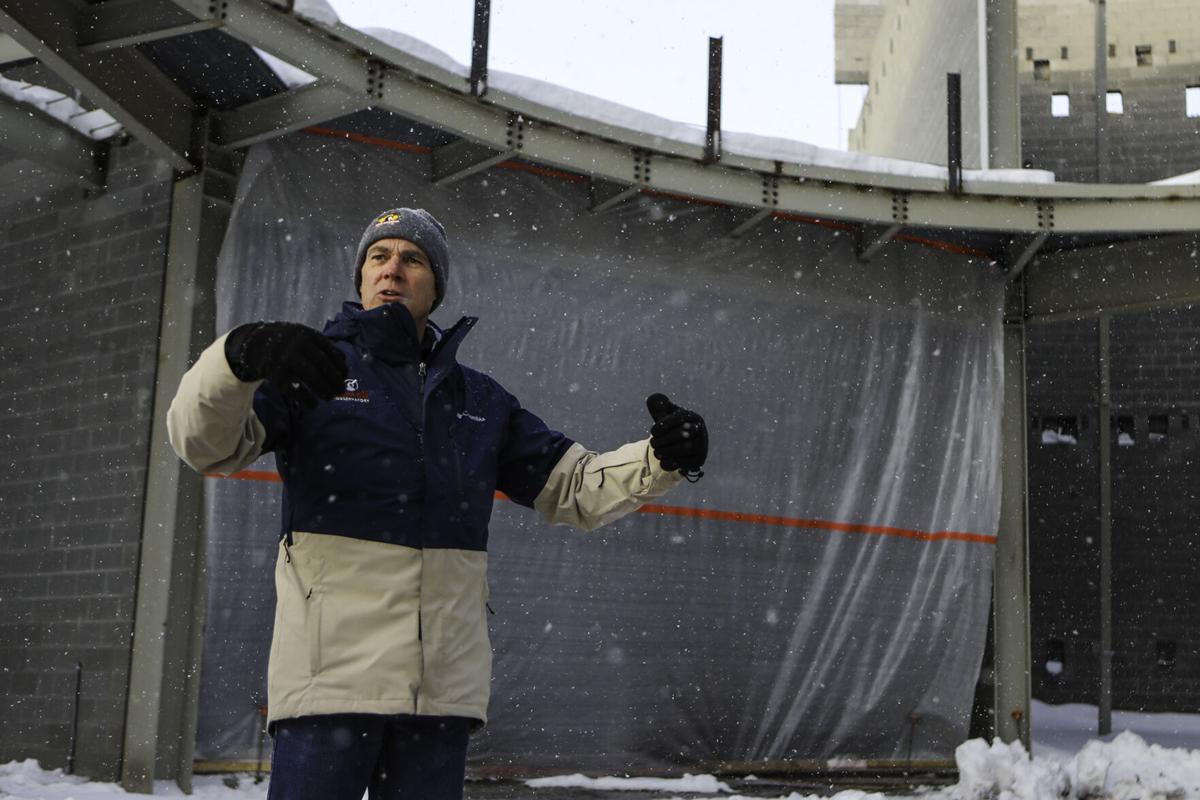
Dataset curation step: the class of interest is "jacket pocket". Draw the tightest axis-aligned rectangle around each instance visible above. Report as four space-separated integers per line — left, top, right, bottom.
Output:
280 537 324 678
307 589 322 675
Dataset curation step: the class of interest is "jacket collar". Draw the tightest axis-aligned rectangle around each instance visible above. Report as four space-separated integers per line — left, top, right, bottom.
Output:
323 301 476 367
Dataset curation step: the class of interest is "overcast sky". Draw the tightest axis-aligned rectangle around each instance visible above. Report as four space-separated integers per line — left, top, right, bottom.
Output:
324 0 866 151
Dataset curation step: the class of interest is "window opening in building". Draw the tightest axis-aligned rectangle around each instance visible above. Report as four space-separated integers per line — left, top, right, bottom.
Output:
1157 639 1177 668
1136 44 1153 66
1183 413 1189 430
1026 47 1034 61
1109 43 1117 58
1169 39 1177 54
1117 415 1135 446
1149 414 1168 443
1187 86 1200 117
1041 415 1078 445
1051 93 1070 117
1061 46 1069 60
1045 639 1065 676
1035 59 1051 80
1107 91 1124 114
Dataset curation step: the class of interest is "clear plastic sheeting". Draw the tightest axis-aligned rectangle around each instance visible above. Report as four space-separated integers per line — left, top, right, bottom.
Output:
196 132 1005 770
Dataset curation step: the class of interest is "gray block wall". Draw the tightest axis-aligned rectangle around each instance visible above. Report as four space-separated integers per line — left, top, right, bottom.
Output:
0 140 170 779
1021 65 1200 182
1027 305 1200 712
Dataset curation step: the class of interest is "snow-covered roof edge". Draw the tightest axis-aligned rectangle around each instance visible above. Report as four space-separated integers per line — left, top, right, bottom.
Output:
281 1 1056 186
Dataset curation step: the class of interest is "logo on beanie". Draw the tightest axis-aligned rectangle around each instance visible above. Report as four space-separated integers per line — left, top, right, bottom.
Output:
374 212 402 226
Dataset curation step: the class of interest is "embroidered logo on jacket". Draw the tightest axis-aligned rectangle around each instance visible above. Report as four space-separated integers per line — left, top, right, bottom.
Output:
457 411 486 423
335 378 370 403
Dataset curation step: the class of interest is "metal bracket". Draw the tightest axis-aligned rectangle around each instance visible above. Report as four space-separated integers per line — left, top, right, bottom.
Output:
77 0 220 53
1003 199 1054 279
728 168 780 238
855 191 908 261
366 59 385 103
589 149 650 213
431 137 511 185
205 0 229 21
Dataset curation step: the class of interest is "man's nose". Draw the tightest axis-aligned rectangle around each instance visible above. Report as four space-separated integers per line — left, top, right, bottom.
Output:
380 256 404 277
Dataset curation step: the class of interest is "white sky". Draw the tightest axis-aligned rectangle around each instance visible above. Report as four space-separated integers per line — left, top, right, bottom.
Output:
324 0 868 150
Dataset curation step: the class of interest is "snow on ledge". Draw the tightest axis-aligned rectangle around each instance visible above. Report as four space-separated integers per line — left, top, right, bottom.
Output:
279 5 1056 186
0 76 121 140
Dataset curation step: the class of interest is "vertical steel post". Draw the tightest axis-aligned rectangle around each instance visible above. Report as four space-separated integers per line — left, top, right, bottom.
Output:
470 0 491 97
985 0 1021 169
705 36 723 164
1098 314 1113 735
1094 0 1108 182
122 135 238 793
995 280 1032 748
947 72 963 195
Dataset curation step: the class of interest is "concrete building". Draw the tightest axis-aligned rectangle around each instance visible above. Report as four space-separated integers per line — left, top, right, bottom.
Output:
836 0 1200 717
837 0 1200 181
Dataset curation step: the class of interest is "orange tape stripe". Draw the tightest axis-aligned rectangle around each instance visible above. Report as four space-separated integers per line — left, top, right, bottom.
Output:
209 470 995 545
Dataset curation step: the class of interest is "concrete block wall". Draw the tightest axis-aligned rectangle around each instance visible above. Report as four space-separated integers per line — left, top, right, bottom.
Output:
1027 307 1200 711
1021 64 1200 182
0 140 171 779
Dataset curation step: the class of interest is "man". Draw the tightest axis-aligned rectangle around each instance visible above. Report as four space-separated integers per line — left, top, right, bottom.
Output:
167 208 708 800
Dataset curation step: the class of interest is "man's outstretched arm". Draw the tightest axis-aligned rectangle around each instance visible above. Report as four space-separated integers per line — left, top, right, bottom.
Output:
532 394 708 532
167 322 346 474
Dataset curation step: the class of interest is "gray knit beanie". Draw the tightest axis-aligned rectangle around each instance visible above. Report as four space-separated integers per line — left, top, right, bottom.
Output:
354 208 450 310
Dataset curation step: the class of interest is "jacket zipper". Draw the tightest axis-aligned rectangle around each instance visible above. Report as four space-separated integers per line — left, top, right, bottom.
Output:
417 359 427 661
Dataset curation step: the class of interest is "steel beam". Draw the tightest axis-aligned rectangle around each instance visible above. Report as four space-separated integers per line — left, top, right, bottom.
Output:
588 178 641 212
0 32 30 63
947 73 963 195
0 90 107 188
122 147 239 794
1026 234 1200 321
728 208 773 239
431 137 514 185
469 0 490 97
994 281 1032 748
1097 314 1113 736
0 0 200 172
704 36 722 164
856 222 903 261
213 78 367 148
1003 231 1048 279
166 0 1200 236
78 0 219 53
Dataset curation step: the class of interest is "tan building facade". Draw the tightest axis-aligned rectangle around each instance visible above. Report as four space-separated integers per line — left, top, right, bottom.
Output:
836 0 1200 181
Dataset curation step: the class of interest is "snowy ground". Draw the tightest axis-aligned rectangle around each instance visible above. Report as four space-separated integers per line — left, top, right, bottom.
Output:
5 701 1200 799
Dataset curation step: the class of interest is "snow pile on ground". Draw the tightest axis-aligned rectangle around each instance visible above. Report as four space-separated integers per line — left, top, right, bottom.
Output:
526 772 731 793
7 725 1200 799
929 733 1200 800
0 759 266 799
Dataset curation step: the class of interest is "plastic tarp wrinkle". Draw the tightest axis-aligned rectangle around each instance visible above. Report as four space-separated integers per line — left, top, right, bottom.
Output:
197 133 1005 770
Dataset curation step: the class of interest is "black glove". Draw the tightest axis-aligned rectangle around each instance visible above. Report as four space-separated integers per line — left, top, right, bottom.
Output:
225 321 348 410
646 393 708 479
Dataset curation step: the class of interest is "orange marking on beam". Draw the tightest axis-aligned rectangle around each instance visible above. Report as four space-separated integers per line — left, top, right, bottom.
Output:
304 126 433 154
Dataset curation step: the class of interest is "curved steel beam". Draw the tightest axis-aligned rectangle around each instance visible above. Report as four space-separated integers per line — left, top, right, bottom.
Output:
165 0 1200 236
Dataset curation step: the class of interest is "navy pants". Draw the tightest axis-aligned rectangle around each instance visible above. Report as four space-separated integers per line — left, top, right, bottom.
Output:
266 714 471 800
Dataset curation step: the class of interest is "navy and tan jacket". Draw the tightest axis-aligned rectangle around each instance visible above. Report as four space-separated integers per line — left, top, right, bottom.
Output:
167 302 681 725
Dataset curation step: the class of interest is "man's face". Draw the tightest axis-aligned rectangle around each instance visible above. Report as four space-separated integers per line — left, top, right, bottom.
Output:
359 237 437 325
